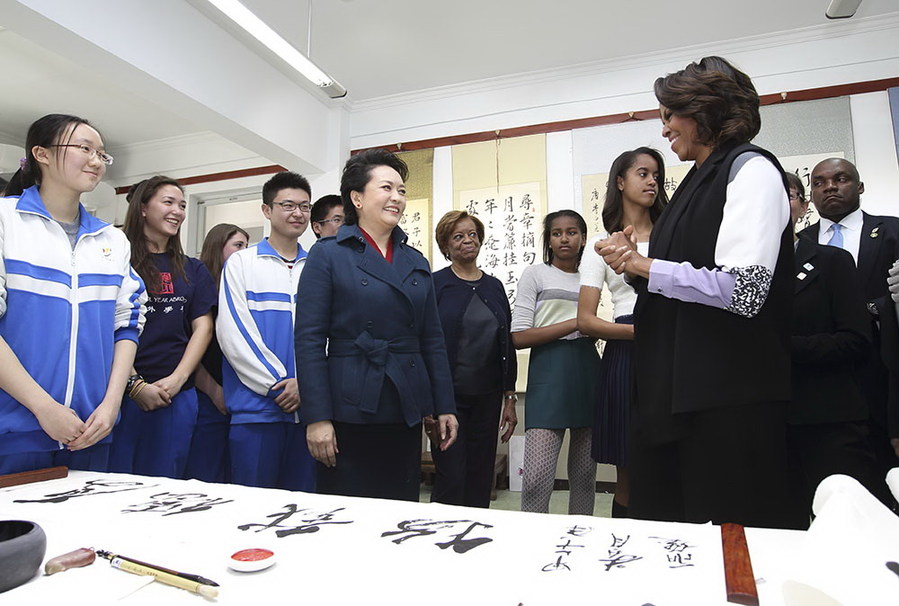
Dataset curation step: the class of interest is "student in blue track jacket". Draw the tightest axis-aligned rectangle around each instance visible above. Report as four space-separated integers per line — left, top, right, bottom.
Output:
0 114 146 474
217 172 316 491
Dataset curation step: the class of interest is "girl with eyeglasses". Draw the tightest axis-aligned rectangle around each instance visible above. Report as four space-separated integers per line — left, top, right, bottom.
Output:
0 113 146 474
110 176 216 479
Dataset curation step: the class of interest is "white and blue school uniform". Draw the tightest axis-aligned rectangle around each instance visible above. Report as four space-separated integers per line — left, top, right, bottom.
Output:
217 238 315 491
0 186 146 474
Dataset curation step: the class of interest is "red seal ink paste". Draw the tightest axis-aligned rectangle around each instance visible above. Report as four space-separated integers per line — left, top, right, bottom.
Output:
229 548 276 572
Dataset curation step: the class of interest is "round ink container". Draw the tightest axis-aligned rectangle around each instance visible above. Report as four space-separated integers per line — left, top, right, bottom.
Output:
229 548 276 572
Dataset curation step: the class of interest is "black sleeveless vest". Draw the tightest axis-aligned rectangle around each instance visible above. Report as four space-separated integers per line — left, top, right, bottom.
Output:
633 142 793 443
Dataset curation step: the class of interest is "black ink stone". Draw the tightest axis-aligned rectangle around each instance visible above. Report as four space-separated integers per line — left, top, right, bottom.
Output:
0 520 46 593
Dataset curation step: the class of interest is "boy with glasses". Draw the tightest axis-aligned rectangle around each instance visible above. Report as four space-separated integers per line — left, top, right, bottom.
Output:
310 194 345 239
217 172 316 490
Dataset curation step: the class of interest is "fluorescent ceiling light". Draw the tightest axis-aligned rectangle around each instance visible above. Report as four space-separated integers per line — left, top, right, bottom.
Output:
825 0 863 19
203 0 346 97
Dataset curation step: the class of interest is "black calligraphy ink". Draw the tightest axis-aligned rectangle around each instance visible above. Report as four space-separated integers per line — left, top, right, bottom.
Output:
13 480 155 504
598 533 643 572
886 561 899 579
650 536 695 569
381 519 494 554
434 522 494 554
123 492 233 516
541 526 592 572
238 504 353 537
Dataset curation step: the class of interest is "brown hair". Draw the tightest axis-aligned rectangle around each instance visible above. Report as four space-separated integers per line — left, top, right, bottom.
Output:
123 176 188 292
434 210 485 260
201 223 250 286
654 56 761 149
602 147 669 234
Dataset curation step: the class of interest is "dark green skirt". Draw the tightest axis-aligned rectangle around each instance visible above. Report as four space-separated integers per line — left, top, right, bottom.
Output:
524 338 600 430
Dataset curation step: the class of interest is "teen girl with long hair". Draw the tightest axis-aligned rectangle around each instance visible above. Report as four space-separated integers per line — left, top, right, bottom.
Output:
110 176 216 478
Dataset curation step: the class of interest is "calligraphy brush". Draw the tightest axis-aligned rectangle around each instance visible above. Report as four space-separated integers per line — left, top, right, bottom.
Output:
96 549 219 586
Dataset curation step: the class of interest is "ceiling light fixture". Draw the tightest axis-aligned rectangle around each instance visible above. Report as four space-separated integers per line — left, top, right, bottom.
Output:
825 0 863 19
203 0 346 98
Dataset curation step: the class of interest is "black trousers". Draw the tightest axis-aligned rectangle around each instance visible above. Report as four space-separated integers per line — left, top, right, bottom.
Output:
785 420 888 527
629 401 796 529
316 421 422 502
431 391 502 508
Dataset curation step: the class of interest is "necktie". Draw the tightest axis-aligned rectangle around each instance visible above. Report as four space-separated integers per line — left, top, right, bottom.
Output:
827 224 844 249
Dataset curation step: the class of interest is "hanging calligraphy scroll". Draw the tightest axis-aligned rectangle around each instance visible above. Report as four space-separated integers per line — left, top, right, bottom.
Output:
397 148 434 262
456 183 544 305
452 135 547 306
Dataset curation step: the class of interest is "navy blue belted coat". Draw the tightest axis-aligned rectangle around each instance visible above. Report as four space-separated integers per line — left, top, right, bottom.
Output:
295 224 456 427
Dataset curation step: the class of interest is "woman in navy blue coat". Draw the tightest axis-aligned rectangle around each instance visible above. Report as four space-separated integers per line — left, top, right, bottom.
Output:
295 149 458 501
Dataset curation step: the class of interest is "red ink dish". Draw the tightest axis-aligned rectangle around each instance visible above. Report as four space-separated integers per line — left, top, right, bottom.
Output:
229 548 276 572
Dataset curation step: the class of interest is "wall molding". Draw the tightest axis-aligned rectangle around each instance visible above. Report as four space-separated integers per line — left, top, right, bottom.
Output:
113 164 286 195
352 77 899 154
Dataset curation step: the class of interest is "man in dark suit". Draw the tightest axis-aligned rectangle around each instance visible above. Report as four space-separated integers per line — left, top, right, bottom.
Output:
788 173 884 523
801 158 899 492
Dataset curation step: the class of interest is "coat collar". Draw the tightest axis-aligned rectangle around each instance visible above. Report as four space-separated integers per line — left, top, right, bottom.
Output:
255 237 307 262
338 224 420 309
16 185 108 238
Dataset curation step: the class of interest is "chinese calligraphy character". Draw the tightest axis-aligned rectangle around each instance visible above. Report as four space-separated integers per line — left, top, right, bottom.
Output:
381 519 494 554
598 533 643 571
14 480 155 504
238 504 353 538
123 492 233 516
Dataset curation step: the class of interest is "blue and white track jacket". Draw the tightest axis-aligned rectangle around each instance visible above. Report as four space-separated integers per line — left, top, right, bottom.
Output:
217 239 307 425
0 186 147 455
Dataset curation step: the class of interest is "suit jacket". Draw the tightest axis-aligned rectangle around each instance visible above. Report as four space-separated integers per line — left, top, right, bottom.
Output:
790 236 871 424
295 224 455 427
800 213 899 433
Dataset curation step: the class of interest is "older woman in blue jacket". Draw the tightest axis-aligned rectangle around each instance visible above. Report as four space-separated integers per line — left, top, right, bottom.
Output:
295 149 458 501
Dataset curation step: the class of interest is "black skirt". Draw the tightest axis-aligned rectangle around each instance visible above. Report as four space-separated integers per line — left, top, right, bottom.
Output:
591 315 634 466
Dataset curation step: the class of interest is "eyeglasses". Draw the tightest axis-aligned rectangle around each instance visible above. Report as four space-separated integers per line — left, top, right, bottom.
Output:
316 216 344 225
788 191 804 201
47 144 114 166
272 201 311 213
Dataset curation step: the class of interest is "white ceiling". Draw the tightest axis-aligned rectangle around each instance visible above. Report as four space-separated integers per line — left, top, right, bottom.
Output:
0 0 896 174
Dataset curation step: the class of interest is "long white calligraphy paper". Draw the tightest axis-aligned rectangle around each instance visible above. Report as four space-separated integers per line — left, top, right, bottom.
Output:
2 472 728 606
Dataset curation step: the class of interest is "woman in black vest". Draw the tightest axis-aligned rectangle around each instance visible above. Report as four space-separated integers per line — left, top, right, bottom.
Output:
597 56 795 528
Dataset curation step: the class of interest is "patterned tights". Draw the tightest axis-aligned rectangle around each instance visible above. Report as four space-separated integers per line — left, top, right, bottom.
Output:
521 427 595 515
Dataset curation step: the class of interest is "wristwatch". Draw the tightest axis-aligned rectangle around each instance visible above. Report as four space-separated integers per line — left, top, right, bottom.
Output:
126 374 143 395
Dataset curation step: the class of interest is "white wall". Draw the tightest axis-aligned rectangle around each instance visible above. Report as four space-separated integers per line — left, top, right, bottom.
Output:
349 13 899 217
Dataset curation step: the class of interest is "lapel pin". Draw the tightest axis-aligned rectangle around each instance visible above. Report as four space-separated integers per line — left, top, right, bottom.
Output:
797 272 807 280
803 262 814 271
871 227 880 238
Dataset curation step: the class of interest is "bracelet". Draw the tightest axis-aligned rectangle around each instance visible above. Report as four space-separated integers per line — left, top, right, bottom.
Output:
504 394 517 401
129 380 147 400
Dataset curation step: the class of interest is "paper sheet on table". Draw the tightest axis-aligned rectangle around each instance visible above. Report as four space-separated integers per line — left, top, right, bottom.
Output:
1 471 730 606
782 474 899 605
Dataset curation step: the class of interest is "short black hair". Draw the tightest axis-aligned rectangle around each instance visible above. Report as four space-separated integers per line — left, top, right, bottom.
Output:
262 171 311 206
340 149 408 226
311 194 343 223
